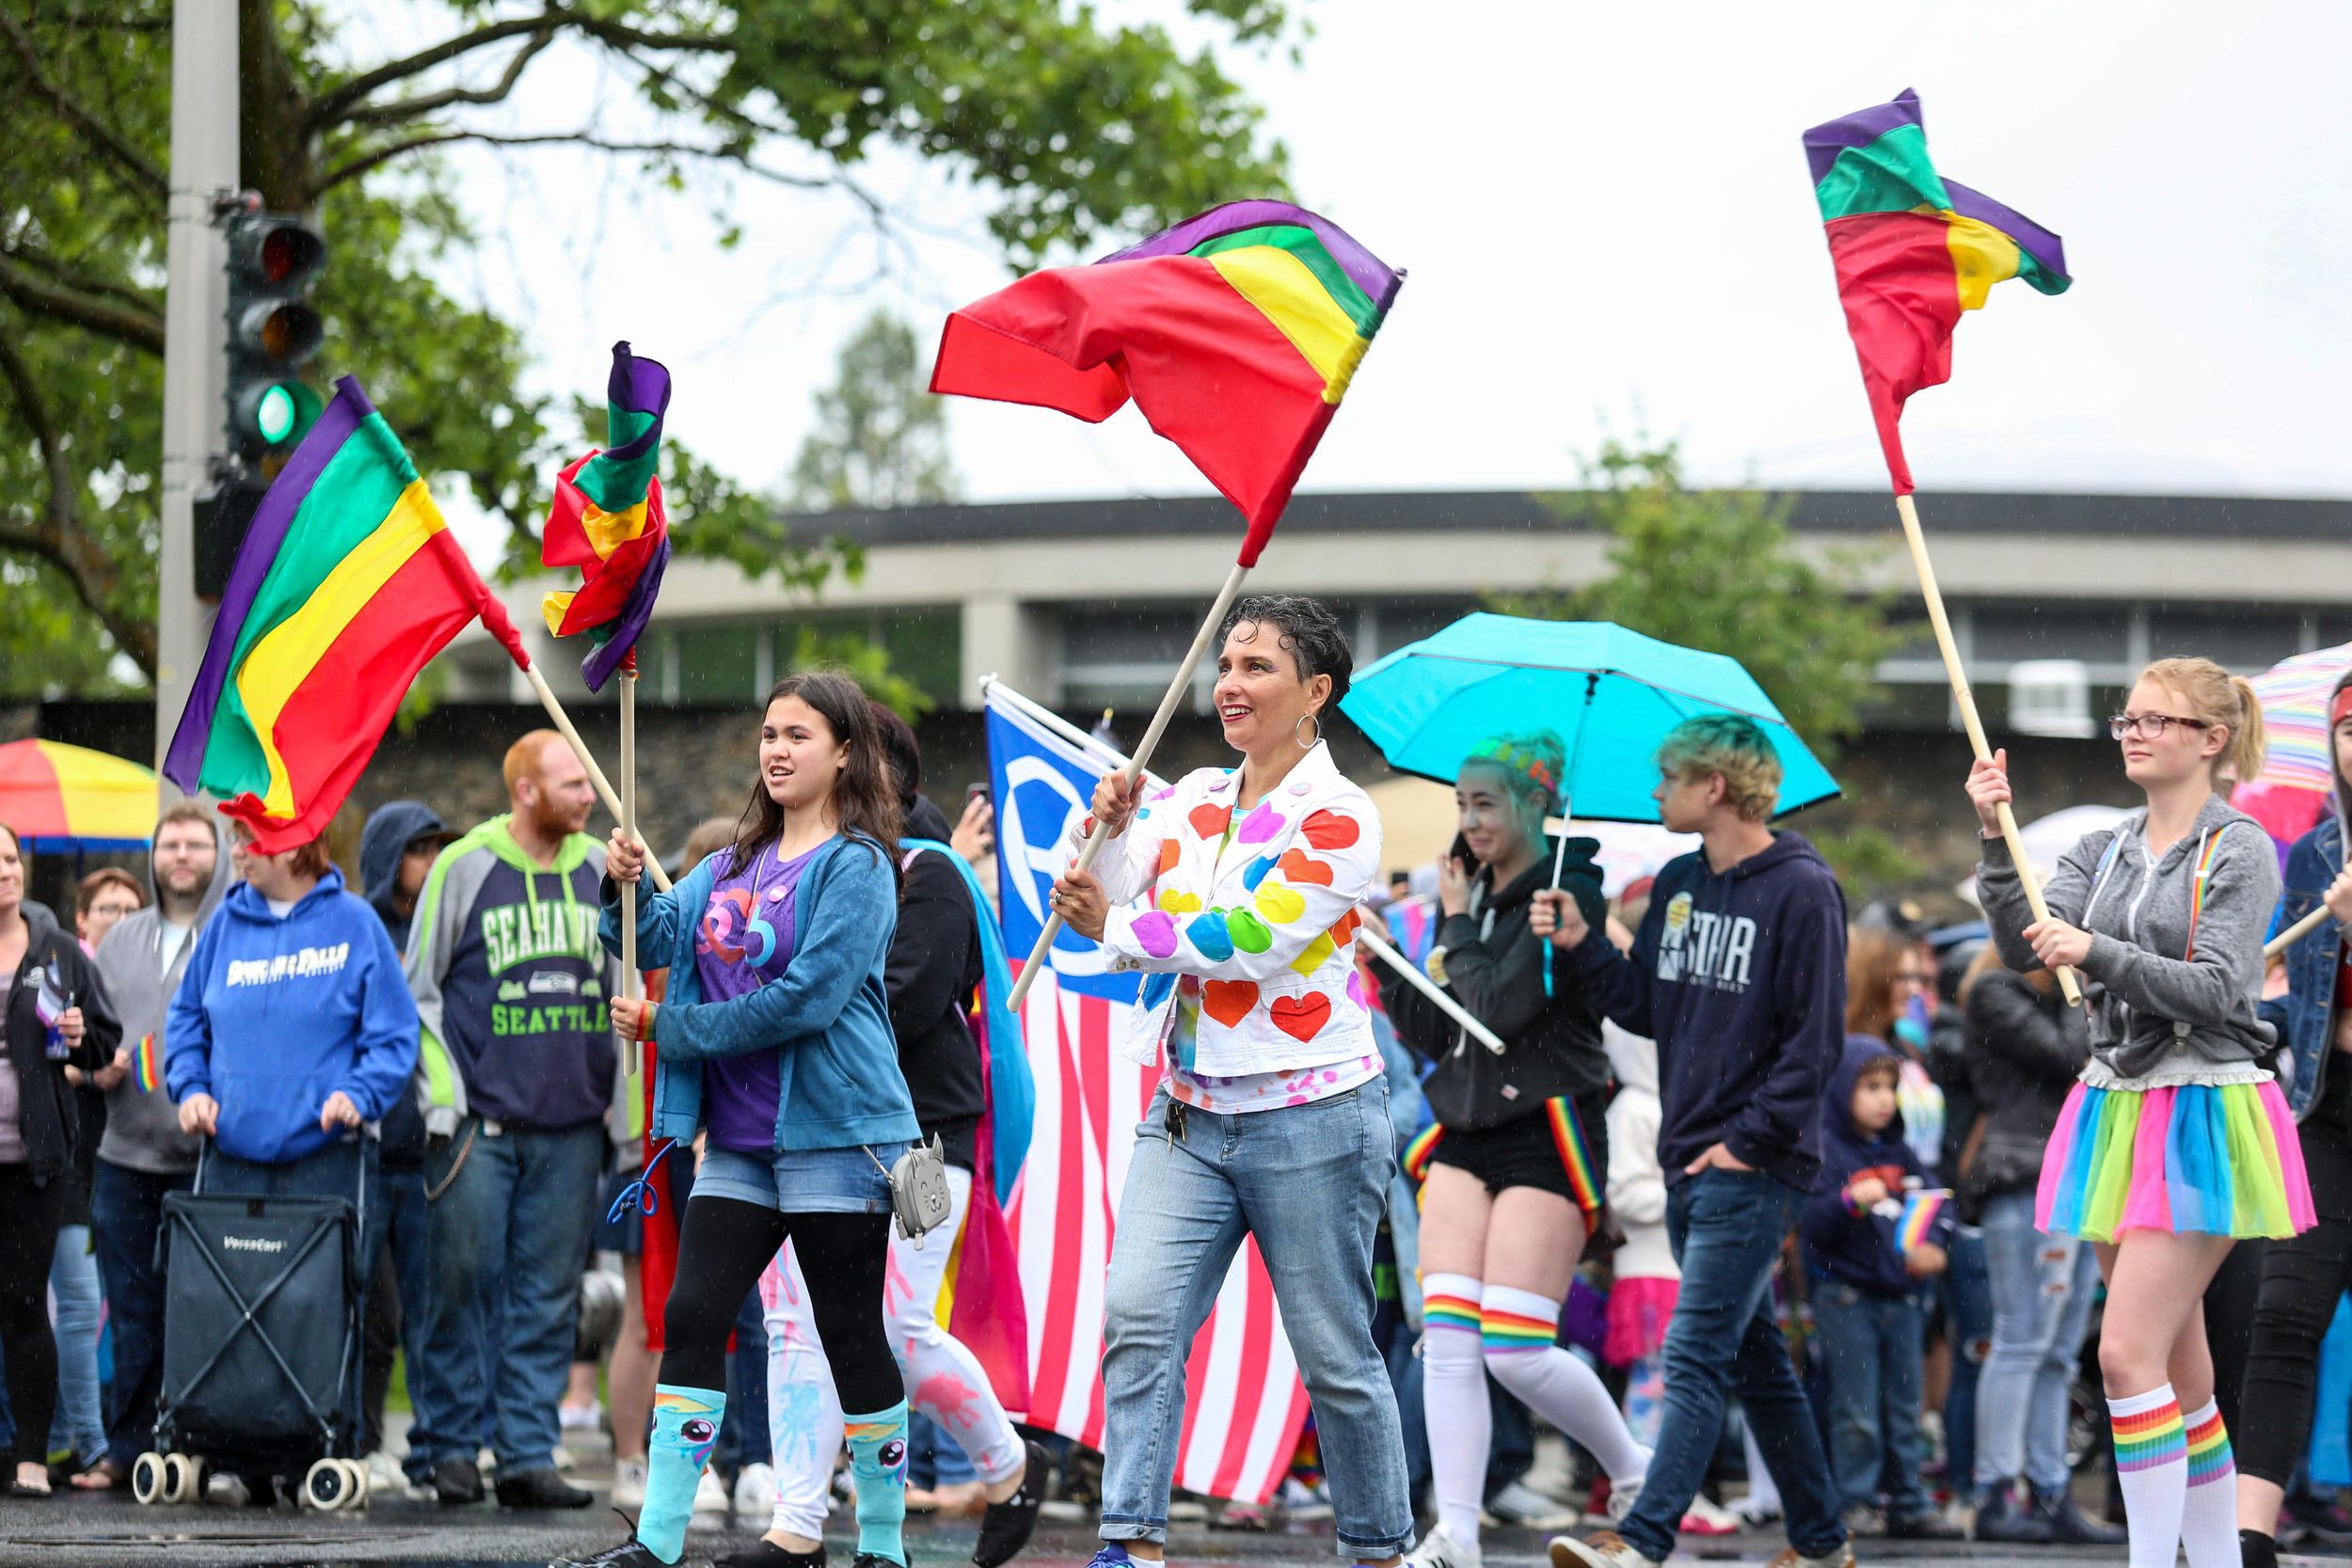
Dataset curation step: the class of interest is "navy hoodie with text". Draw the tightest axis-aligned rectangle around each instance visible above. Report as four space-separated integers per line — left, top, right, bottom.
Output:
1799 1036 1954 1298
1564 831 1847 1193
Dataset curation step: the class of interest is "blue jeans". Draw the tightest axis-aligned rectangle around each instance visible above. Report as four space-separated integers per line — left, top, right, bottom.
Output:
1812 1283 1930 1515
48 1224 105 1465
1973 1189 2099 1494
1100 1083 1411 1560
198 1136 386 1447
1940 1224 1991 1494
92 1161 194 1468
412 1118 604 1476
1620 1169 1844 1562
369 1169 435 1481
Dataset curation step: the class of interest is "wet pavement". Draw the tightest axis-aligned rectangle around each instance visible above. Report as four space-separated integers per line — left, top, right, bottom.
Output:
0 1494 2205 1568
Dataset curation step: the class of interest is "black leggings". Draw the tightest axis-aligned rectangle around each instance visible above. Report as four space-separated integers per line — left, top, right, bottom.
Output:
0 1164 66 1467
661 1196 900 1412
2239 1066 2352 1488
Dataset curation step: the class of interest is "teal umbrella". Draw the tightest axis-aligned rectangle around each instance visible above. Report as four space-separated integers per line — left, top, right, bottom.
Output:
1341 614 1842 994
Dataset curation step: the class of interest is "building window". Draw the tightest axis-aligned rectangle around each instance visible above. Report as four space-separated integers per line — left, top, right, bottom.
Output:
1969 605 2133 667
2146 608 2305 672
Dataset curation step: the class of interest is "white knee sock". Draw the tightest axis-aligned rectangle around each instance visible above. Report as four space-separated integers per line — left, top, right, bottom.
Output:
1479 1284 1649 1485
1421 1273 1488 1546
2178 1399 2237 1568
2109 1383 2188 1568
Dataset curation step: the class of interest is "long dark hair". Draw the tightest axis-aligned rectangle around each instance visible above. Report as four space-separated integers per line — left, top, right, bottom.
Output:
725 671 901 878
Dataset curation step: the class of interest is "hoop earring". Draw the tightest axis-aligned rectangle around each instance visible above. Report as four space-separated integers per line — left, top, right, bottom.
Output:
1295 712 1322 750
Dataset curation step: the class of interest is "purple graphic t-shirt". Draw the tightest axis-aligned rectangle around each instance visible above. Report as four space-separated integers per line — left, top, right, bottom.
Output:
694 838 827 1153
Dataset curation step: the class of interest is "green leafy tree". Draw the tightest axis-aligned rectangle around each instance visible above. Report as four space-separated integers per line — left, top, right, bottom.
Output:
0 0 1295 690
789 310 960 512
1494 439 1898 755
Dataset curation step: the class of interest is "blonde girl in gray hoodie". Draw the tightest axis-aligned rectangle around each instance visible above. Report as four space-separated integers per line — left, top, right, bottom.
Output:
1967 656 2312 1568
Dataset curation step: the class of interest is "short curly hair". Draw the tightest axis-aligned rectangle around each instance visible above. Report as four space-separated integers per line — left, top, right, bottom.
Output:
1218 594 1353 705
1656 712 1782 823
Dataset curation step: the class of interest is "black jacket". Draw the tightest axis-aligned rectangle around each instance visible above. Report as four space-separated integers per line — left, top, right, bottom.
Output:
1388 840 1611 1131
891 796 986 1168
1960 969 2090 1205
359 800 447 1170
5 906 120 1189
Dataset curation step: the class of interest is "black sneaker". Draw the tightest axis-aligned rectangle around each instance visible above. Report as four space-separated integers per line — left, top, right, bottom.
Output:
499 1465 595 1510
2038 1483 2126 1546
1973 1482 2052 1544
716 1539 825 1568
548 1539 668 1568
850 1557 908 1568
974 1440 1050 1568
436 1457 485 1505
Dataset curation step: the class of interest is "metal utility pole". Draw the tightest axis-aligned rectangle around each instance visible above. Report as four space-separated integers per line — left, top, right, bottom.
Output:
154 1 240 783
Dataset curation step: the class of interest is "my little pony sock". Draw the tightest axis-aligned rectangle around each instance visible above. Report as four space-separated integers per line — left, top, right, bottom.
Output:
639 1383 725 1563
2178 1399 2238 1568
845 1400 912 1565
2108 1383 2188 1568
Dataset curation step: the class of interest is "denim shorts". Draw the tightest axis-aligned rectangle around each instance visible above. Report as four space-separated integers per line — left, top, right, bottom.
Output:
691 1141 903 1215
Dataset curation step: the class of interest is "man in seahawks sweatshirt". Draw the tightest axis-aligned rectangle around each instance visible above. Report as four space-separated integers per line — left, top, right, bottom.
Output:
404 733 623 1511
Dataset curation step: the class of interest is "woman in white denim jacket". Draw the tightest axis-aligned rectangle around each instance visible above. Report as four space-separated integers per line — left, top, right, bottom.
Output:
1052 594 1412 1568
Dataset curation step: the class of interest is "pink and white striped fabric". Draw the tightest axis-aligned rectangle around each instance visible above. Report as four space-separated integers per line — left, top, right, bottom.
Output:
1004 961 1311 1506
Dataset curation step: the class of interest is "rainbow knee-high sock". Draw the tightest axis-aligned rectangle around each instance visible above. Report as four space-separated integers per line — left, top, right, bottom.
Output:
638 1383 724 1565
2179 1399 2239 1568
2109 1385 2187 1568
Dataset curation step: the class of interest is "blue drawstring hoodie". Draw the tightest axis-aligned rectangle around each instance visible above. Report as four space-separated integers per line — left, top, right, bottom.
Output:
1564 830 1848 1191
165 864 420 1165
1799 1036 1954 1298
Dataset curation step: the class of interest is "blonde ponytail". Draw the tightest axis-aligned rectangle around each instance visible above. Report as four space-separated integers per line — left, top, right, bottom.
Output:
2137 657 2267 788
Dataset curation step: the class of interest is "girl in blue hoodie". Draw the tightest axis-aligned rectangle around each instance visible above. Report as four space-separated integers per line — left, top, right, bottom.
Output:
564 671 920 1568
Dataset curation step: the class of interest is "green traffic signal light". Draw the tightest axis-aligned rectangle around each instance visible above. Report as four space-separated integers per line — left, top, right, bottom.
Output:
223 206 326 465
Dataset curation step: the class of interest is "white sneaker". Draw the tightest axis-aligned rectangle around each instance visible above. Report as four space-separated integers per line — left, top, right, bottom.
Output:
362 1449 407 1496
1487 1479 1581 1530
1406 1522 1484 1568
1680 1493 1742 1536
1277 1476 1333 1521
205 1471 252 1508
1549 1530 1664 1568
692 1467 730 1516
734 1462 777 1517
1764 1545 1856 1568
611 1458 647 1510
1605 1447 1653 1527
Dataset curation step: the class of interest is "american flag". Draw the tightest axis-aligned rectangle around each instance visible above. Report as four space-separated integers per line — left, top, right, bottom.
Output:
985 682 1310 1504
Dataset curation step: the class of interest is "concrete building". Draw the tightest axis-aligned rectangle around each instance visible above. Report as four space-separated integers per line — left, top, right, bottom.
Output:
445 488 2352 730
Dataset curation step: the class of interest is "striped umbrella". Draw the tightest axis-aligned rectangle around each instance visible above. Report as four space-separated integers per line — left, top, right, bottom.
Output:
0 738 159 851
2235 641 2352 850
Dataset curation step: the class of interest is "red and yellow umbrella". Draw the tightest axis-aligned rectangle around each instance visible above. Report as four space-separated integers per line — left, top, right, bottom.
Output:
0 739 159 852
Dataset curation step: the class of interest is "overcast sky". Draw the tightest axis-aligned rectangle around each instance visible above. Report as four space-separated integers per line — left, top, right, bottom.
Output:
347 1 2352 542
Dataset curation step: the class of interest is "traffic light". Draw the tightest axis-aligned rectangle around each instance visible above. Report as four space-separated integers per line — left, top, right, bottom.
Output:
223 209 325 474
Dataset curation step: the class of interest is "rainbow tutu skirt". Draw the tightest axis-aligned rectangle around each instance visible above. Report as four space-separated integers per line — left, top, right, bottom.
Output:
2037 1079 2315 1243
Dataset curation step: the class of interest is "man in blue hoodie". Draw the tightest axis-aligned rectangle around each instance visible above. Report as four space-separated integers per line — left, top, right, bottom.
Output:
1799 1037 1957 1537
1534 713 1851 1568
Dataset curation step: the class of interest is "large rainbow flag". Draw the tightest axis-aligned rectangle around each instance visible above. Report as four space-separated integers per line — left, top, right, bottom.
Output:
540 341 672 692
930 199 1403 565
165 378 529 851
1804 90 2071 494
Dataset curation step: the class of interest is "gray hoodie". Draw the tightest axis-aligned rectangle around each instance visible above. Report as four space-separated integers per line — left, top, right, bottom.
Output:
91 813 233 1175
1979 792 2280 1085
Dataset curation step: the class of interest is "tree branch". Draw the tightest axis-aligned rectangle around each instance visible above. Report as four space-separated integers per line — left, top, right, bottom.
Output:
340 27 558 129
0 8 168 197
317 128 840 197
0 326 157 675
0 245 160 319
0 256 165 355
306 7 729 134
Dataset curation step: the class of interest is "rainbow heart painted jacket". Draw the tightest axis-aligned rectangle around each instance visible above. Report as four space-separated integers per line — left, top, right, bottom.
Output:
1071 740 1382 1074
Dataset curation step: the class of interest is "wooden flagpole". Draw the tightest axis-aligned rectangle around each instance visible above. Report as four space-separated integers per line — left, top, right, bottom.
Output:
1003 562 1251 1012
521 659 675 895
2267 904 2330 959
619 660 642 1075
1896 493 2081 1005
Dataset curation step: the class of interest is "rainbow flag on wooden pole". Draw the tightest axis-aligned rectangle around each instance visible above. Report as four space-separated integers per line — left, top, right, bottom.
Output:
165 376 671 890
932 199 1403 1008
1803 90 2080 1003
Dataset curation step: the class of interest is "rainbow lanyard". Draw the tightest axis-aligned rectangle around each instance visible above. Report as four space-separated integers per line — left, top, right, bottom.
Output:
2182 825 2231 963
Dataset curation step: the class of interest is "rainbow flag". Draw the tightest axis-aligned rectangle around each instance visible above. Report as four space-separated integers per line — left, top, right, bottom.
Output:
165 378 530 852
539 342 672 692
133 1033 161 1094
1804 90 2071 495
930 200 1403 565
1896 1188 1949 1254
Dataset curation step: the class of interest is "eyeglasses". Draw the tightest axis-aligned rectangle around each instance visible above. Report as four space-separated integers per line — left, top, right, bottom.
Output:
2107 712 2211 741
